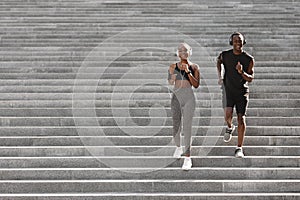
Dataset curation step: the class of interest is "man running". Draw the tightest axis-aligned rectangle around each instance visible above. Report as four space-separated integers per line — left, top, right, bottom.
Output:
217 32 255 158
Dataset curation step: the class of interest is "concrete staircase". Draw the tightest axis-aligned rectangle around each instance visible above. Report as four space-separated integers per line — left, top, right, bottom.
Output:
0 0 299 199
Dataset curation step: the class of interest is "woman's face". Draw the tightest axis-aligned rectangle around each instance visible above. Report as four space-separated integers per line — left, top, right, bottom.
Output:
178 45 190 60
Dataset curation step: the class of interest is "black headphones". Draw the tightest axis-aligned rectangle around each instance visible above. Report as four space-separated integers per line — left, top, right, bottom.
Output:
229 32 246 45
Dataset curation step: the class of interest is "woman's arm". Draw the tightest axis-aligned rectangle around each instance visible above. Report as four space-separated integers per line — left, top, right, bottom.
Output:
187 64 200 88
168 64 177 85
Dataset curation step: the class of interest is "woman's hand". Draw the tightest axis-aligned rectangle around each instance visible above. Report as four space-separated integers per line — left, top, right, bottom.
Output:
171 74 177 81
182 64 190 73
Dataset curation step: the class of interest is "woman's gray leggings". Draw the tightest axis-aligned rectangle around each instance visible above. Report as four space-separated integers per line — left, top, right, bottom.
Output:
171 87 196 154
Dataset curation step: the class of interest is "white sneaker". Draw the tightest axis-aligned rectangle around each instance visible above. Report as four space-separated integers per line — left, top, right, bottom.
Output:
235 147 244 158
182 157 192 171
224 124 236 143
173 146 183 159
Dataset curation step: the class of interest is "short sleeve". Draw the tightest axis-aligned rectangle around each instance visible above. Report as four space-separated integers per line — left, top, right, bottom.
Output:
217 52 223 63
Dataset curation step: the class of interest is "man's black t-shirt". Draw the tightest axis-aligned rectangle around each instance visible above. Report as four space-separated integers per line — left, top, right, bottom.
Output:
219 49 253 95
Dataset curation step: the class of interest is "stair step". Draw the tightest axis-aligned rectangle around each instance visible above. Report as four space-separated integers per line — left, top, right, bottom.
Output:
0 79 299 86
1 72 299 80
0 193 298 200
0 60 299 66
0 108 298 117
0 126 298 136
0 99 298 108
0 146 299 157
0 116 298 126
0 179 299 193
0 86 299 93
0 156 299 168
0 167 299 180
0 93 300 100
1 50 300 57
0 136 299 146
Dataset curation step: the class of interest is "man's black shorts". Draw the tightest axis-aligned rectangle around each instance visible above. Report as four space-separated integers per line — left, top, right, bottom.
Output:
222 86 249 115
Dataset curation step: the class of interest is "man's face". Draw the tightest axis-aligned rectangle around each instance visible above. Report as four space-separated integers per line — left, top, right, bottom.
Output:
232 34 244 51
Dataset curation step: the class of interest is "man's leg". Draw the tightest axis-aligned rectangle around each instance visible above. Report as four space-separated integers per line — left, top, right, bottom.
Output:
225 107 234 128
236 94 249 147
235 94 249 157
222 87 234 128
222 88 235 142
223 107 235 142
237 114 246 147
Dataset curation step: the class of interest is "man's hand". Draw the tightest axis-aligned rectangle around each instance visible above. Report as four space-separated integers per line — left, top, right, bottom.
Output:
218 78 223 85
236 62 243 74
